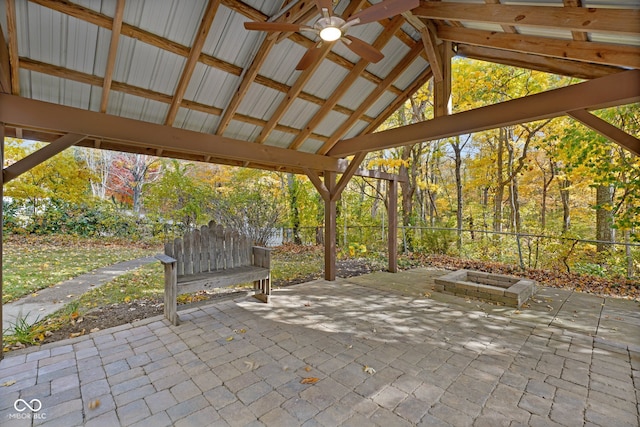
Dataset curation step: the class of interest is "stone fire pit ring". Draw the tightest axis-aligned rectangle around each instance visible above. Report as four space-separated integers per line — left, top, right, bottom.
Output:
434 269 537 308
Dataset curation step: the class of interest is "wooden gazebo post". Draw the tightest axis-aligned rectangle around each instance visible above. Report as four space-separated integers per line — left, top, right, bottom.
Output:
324 171 337 281
388 178 398 273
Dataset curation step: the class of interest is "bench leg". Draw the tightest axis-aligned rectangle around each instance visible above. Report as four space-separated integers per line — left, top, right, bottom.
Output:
164 262 179 325
253 277 270 303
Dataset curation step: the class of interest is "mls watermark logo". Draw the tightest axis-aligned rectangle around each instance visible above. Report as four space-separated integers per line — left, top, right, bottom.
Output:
8 399 47 420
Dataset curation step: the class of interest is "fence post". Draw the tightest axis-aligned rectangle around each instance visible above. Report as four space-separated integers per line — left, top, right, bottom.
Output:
516 232 525 270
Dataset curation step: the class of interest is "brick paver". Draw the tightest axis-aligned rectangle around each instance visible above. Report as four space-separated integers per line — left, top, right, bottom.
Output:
1 268 638 426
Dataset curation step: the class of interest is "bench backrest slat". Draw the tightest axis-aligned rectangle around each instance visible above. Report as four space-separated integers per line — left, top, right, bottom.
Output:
168 222 255 277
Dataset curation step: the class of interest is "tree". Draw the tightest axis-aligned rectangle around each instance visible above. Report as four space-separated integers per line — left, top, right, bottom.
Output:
143 159 210 230
110 153 161 211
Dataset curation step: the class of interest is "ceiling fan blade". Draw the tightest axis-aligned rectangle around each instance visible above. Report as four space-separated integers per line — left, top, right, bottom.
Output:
343 35 384 63
349 0 419 25
296 43 324 70
244 22 302 32
314 0 333 15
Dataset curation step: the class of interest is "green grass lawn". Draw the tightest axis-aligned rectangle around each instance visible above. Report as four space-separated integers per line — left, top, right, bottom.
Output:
2 235 158 304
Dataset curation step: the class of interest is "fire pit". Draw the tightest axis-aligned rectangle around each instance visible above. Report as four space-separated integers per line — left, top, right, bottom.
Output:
434 269 537 308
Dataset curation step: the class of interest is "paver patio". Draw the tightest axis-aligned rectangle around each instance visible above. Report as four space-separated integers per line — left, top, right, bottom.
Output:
1 267 638 426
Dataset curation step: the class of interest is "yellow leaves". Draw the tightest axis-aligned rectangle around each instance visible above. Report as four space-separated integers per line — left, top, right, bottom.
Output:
88 399 101 410
367 158 408 170
226 336 234 342
300 377 320 384
1 380 17 387
123 296 132 303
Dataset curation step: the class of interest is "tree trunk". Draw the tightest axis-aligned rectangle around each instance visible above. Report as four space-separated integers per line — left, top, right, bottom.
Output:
287 173 302 245
559 178 571 232
595 184 613 252
493 130 505 233
450 136 464 252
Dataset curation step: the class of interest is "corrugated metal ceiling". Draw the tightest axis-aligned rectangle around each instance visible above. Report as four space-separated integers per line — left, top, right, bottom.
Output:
1 0 637 165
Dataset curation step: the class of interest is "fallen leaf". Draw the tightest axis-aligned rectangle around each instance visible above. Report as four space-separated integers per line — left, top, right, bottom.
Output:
304 366 312 372
88 399 100 410
300 377 319 384
1 380 16 387
69 329 85 338
226 336 234 342
90 328 100 333
513 310 521 315
244 360 258 370
363 366 376 375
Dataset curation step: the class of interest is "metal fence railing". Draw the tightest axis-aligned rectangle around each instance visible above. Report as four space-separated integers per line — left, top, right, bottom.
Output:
279 225 639 279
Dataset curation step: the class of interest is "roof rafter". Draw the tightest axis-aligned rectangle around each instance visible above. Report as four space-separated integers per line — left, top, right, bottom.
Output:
165 0 220 126
0 23 10 93
99 0 125 113
6 0 19 95
438 26 640 69
456 45 623 80
413 2 640 35
216 0 315 136
329 69 640 157
319 41 429 155
288 14 406 150
254 0 367 144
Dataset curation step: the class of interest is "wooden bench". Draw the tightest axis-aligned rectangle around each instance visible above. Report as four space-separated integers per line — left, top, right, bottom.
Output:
156 220 271 325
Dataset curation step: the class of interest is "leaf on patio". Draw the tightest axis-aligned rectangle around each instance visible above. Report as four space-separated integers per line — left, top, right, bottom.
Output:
90 328 100 333
363 366 376 375
226 336 234 342
304 366 312 372
244 360 258 370
88 399 101 410
513 310 521 315
1 380 16 387
300 377 320 384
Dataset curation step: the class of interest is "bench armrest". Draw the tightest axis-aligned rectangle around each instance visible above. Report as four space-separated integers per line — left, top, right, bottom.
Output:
156 254 177 265
252 246 271 269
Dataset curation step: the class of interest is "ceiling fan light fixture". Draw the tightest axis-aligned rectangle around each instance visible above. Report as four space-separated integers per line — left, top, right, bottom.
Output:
319 26 341 42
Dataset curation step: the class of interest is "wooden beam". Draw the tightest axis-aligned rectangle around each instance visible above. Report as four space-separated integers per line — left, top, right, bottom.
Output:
413 2 640 35
304 168 330 202
568 109 640 156
420 23 443 82
6 0 19 95
563 0 589 42
353 66 434 144
3 133 87 183
17 58 332 142
437 26 640 69
0 94 346 172
0 24 10 93
484 0 516 34
319 41 427 154
434 41 452 118
331 152 366 202
456 45 623 80
288 15 405 150
329 69 640 156
99 0 125 113
165 0 220 126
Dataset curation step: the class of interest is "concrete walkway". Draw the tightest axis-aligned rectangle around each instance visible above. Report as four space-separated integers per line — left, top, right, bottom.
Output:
3 257 156 331
0 267 638 426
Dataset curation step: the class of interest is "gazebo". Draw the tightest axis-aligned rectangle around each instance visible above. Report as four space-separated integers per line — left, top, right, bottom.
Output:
1 0 639 351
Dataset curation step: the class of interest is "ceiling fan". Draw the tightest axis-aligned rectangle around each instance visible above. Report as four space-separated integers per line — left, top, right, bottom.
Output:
244 0 419 70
